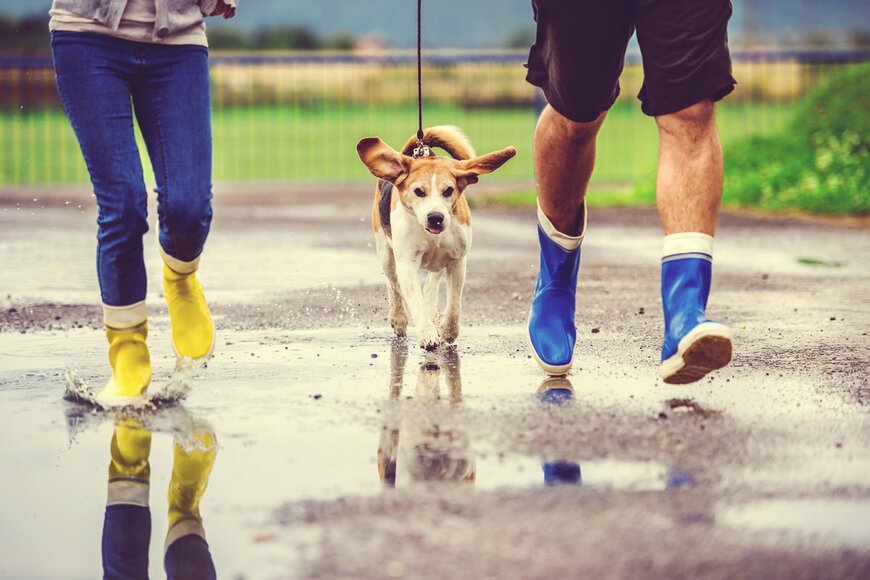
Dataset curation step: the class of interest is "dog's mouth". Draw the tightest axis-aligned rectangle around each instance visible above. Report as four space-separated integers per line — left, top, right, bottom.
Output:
425 226 444 235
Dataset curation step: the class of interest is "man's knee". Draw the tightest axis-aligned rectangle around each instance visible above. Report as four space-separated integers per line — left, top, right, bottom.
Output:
541 104 605 144
656 100 716 139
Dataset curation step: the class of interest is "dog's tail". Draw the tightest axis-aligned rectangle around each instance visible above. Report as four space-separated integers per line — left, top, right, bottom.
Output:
401 126 476 161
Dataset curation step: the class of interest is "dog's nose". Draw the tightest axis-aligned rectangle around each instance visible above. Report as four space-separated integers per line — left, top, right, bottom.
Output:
427 212 445 228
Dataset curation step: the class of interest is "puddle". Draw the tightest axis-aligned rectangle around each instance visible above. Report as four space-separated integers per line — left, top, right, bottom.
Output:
0 326 688 578
1 325 868 576
720 500 870 547
474 454 669 491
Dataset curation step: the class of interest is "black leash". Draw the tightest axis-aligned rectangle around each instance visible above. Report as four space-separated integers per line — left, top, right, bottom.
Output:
412 0 430 158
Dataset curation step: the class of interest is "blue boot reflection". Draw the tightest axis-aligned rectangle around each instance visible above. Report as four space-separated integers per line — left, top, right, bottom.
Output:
378 342 476 487
537 377 582 486
102 411 217 579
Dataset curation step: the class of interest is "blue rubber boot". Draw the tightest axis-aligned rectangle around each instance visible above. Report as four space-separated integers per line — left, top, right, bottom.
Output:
661 257 732 384
536 376 575 405
536 377 582 485
529 225 581 375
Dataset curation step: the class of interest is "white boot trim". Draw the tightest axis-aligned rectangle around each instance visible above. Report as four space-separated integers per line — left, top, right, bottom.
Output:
662 232 714 262
164 518 206 552
537 199 586 251
662 252 713 264
107 480 150 507
160 246 200 275
103 301 148 330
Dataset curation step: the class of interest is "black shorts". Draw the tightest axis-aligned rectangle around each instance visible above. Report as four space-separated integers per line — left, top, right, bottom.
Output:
525 0 737 121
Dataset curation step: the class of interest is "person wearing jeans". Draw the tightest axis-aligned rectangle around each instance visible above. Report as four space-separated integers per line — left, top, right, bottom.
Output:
50 0 238 406
525 0 736 383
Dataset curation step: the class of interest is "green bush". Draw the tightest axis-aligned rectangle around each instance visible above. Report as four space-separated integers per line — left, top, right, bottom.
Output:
723 63 869 215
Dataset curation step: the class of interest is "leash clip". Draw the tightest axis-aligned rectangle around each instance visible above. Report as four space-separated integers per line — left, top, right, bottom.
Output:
412 140 430 159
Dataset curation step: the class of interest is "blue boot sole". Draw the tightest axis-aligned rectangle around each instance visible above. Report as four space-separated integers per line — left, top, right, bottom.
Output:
662 322 732 384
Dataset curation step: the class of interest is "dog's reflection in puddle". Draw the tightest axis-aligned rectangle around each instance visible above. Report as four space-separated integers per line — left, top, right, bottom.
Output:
378 341 476 487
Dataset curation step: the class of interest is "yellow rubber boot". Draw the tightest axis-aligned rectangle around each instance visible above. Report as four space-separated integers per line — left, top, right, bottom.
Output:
97 323 151 407
163 263 215 361
165 431 217 549
107 418 152 506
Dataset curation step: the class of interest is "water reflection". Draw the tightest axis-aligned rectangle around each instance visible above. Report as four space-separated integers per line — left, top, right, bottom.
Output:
101 410 217 579
537 377 583 486
378 342 476 487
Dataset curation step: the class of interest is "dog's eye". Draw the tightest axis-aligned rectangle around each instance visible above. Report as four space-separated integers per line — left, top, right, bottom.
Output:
414 188 426 198
442 186 454 197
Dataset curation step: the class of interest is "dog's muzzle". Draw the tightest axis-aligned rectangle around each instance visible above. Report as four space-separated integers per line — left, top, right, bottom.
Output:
426 212 445 234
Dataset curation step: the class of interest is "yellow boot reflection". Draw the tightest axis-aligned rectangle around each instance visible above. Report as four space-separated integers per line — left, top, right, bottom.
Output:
107 418 152 505
103 419 152 579
165 430 217 551
101 416 217 580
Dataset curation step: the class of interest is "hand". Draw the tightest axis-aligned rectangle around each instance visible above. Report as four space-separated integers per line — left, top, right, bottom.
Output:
210 1 236 19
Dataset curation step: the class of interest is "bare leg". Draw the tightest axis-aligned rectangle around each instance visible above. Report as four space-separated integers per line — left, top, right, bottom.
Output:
655 100 723 235
535 105 606 235
656 100 732 384
529 105 604 374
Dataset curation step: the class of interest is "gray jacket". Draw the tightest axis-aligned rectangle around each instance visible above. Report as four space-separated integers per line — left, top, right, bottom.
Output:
52 0 238 40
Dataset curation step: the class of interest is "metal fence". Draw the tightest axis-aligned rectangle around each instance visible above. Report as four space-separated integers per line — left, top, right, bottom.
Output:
0 49 867 188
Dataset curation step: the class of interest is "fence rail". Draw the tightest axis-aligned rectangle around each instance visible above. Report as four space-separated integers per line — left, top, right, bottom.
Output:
3 48 869 68
0 49 866 187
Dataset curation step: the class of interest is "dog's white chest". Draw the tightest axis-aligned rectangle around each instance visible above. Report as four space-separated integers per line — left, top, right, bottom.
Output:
420 228 470 271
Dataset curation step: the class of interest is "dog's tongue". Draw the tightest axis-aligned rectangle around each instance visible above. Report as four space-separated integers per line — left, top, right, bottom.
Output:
426 227 444 235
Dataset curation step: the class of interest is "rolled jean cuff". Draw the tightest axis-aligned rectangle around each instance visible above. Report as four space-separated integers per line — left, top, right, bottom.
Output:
103 300 148 330
160 246 200 275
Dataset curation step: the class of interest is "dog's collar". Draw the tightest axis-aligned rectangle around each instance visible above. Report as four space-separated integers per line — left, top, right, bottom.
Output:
412 140 431 159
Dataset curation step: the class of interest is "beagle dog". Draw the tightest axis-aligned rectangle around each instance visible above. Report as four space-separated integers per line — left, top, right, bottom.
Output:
356 126 516 349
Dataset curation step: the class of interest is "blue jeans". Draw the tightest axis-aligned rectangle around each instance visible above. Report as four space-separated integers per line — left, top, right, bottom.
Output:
102 505 216 580
52 32 213 308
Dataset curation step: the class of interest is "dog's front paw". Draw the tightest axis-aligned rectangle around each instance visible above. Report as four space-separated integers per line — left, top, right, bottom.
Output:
440 319 460 343
418 326 442 351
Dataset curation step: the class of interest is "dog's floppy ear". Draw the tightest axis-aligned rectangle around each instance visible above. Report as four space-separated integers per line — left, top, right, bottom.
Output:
357 137 411 185
455 146 517 187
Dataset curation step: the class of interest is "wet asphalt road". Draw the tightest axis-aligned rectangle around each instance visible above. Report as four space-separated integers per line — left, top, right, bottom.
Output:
1 184 869 579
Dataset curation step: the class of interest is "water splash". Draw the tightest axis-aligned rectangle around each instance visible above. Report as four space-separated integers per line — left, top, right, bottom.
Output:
63 368 99 408
63 361 197 412
62 365 212 449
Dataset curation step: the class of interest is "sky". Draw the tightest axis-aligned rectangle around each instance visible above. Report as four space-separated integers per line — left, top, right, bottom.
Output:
2 0 868 48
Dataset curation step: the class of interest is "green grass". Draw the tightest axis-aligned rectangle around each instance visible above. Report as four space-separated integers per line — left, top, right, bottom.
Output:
722 63 870 215
472 186 654 210
796 257 845 268
0 101 795 189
